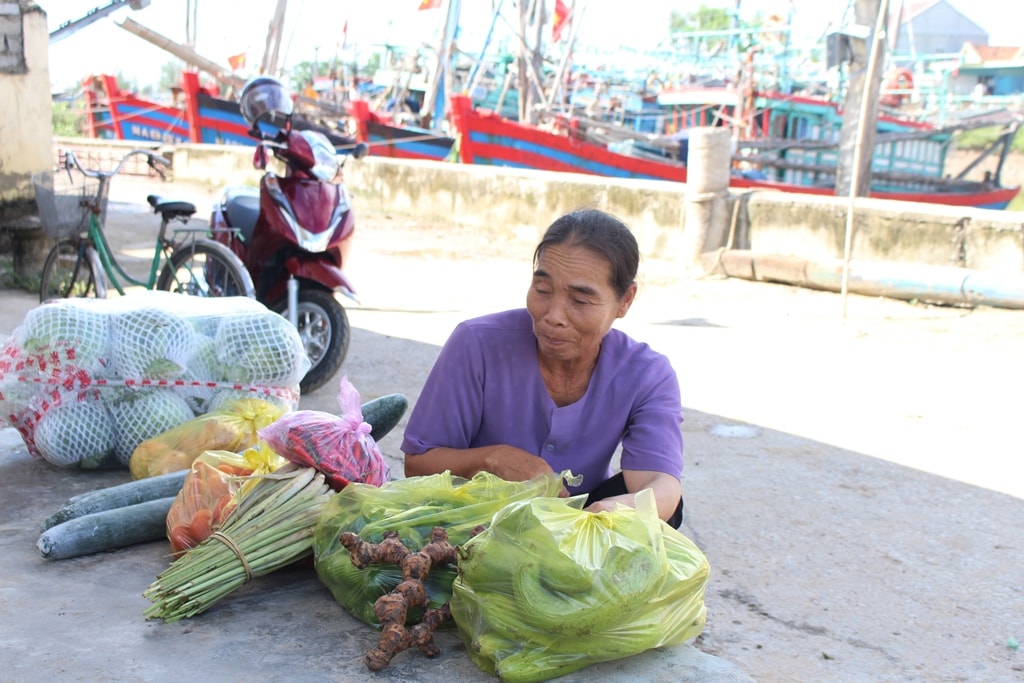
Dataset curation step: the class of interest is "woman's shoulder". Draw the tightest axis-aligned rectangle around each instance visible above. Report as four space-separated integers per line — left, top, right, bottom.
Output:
457 308 532 334
601 328 676 378
603 327 666 359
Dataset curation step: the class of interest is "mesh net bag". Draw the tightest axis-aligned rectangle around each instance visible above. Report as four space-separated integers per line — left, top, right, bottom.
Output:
33 391 118 469
14 299 112 376
0 291 309 470
110 307 198 381
215 311 309 386
109 388 196 465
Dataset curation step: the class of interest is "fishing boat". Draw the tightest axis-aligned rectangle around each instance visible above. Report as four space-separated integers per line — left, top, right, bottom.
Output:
347 99 455 162
449 93 1021 210
81 72 358 151
81 74 191 144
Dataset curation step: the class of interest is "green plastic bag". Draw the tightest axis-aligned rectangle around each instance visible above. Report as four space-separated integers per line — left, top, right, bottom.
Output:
449 490 710 683
312 470 569 627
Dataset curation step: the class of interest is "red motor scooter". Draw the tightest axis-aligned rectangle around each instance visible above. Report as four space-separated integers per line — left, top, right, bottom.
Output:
209 77 368 394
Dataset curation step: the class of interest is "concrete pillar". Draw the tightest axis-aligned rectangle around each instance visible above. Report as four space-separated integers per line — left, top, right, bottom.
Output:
682 127 732 276
0 2 52 203
1 3 53 285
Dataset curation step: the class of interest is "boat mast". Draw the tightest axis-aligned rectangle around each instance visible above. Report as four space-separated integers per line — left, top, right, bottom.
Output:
835 0 888 197
261 0 289 77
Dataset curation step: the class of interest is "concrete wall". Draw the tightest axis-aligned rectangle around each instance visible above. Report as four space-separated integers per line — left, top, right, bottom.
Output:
743 192 1024 273
57 137 1024 275
0 2 51 207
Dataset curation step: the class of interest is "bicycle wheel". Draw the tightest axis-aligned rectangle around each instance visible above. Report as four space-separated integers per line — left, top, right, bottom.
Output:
40 239 96 301
157 240 255 298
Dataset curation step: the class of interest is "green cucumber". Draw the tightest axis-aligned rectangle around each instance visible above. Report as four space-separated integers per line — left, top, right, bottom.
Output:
41 470 188 532
361 394 408 443
37 496 175 560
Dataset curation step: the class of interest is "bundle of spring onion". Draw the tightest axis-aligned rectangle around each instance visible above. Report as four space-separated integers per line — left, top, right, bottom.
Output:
143 463 335 623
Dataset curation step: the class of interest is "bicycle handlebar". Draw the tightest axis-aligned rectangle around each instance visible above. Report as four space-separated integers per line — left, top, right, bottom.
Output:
63 148 171 181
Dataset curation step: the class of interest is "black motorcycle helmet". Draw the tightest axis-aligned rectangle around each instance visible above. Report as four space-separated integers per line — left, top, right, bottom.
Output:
239 76 294 131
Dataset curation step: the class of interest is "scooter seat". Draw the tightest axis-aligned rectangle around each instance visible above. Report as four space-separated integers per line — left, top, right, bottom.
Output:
223 186 261 242
146 195 196 219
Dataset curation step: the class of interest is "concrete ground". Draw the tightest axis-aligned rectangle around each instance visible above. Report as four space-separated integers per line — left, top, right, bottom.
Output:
2 176 1024 682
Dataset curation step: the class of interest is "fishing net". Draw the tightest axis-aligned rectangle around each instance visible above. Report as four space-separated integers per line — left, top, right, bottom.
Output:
0 291 310 470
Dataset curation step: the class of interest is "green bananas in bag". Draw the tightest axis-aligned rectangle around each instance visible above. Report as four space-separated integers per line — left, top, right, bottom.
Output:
450 490 710 683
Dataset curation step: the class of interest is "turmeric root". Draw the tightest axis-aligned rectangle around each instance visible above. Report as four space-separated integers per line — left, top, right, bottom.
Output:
340 527 458 671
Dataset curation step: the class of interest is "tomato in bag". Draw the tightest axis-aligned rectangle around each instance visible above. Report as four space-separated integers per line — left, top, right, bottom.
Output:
257 376 390 490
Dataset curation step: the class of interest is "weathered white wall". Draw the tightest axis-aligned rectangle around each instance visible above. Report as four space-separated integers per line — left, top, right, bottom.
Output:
0 2 52 204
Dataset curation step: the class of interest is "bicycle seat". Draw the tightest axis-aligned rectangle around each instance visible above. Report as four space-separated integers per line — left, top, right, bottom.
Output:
147 194 196 219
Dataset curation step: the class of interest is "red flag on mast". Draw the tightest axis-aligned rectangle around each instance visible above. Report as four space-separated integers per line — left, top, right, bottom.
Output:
553 0 571 42
419 0 442 9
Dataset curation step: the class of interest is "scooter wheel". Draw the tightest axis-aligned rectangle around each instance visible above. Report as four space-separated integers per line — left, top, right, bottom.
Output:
275 288 350 394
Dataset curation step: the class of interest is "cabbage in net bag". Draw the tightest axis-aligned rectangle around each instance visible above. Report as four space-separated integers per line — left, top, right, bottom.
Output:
450 491 710 683
0 291 307 469
312 470 570 628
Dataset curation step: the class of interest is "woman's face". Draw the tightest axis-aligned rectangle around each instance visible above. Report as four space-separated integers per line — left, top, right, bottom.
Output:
527 243 636 364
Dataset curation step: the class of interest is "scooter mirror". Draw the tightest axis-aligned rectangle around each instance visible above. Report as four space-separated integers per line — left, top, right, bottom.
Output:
352 142 369 160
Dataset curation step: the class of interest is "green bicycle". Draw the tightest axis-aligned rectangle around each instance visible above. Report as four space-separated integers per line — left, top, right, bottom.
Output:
33 148 255 303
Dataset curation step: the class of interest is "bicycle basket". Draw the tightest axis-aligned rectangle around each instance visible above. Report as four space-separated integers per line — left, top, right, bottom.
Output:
31 171 103 239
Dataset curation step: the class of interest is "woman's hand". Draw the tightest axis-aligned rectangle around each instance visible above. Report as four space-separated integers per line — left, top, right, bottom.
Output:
584 470 681 521
584 494 633 514
480 445 554 481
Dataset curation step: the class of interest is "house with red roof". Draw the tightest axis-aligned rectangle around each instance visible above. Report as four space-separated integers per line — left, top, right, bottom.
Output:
954 44 1024 96
887 0 1023 97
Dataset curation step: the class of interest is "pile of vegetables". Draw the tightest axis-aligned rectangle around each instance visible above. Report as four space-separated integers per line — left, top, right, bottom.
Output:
0 291 308 469
33 393 409 562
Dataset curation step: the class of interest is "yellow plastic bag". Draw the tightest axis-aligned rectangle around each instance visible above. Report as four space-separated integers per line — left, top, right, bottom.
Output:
129 398 285 479
166 445 287 554
449 490 710 683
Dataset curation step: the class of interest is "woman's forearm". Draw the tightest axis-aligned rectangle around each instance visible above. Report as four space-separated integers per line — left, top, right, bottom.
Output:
404 444 556 481
404 446 487 478
619 470 682 521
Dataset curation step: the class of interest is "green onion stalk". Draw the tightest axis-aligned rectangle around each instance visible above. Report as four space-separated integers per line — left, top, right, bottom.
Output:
143 464 335 623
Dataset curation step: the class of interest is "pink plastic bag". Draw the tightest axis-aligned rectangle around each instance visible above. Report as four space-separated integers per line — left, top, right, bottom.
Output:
257 377 390 490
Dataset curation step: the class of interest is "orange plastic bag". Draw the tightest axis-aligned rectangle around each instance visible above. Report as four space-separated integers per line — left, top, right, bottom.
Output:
129 397 285 480
166 445 286 554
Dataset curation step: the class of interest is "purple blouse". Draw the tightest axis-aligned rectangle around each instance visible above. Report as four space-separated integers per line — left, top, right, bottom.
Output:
401 309 684 495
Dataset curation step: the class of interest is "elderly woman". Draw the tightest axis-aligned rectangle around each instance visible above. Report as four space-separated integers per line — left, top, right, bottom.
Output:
401 208 684 527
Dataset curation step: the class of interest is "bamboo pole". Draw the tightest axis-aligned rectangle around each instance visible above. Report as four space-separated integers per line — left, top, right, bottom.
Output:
842 0 891 319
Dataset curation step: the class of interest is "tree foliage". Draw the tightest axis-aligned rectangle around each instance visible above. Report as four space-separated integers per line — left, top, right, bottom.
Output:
52 101 84 137
668 4 766 55
159 61 184 92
